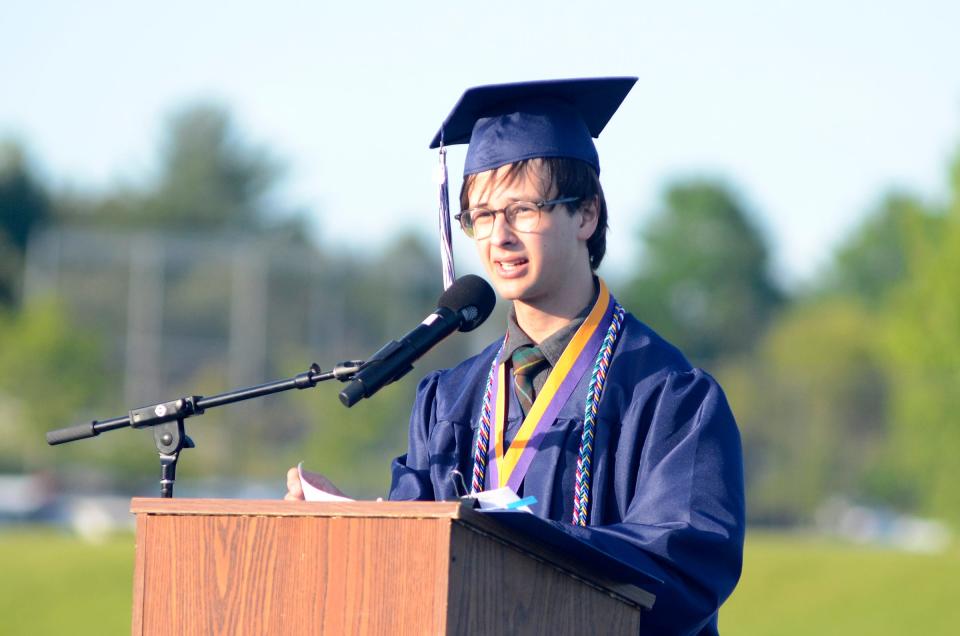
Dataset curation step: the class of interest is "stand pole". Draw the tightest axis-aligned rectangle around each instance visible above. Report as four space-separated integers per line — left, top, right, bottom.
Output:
153 419 194 498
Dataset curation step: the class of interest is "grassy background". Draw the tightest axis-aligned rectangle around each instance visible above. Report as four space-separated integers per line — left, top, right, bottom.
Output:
0 528 134 634
1 528 958 634
723 533 960 634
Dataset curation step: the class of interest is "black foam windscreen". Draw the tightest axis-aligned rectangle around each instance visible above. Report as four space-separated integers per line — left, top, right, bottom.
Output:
437 274 496 333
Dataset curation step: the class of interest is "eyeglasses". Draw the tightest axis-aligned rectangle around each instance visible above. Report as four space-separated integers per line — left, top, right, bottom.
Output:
455 196 581 239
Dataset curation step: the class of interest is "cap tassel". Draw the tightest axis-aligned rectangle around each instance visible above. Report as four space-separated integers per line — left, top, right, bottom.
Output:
437 144 456 290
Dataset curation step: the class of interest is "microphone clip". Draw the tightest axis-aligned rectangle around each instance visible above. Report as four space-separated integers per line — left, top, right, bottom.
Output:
331 360 365 381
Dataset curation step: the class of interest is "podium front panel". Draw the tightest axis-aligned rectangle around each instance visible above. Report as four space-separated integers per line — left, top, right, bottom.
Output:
131 499 649 635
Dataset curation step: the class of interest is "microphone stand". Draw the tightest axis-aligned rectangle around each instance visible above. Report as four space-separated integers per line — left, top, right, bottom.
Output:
45 361 363 498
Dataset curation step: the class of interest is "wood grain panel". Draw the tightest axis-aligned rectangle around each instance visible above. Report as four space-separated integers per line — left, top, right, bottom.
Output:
131 513 147 634
132 501 654 634
446 522 642 634
137 514 453 635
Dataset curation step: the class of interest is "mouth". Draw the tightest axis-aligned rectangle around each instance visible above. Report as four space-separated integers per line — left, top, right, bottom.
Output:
493 257 529 277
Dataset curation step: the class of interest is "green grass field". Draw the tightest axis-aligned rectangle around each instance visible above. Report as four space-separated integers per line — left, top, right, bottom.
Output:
0 528 134 635
1 528 957 634
723 533 960 635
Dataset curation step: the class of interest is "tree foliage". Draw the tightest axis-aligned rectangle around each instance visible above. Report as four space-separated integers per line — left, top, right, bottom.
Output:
622 180 783 367
57 102 310 242
820 191 941 306
723 299 890 524
146 104 284 229
880 152 960 525
727 140 960 527
0 299 109 470
0 141 50 305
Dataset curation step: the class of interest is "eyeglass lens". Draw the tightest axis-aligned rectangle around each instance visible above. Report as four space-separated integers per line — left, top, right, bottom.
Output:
466 202 540 238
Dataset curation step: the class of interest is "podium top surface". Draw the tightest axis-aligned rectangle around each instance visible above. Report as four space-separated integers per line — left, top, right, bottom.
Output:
131 497 470 519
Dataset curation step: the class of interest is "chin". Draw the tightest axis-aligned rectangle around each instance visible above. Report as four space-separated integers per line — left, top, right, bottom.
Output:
484 262 543 303
489 280 520 301
484 276 516 300
491 278 543 305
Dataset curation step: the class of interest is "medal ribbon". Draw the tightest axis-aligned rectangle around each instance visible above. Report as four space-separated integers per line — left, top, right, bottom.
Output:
488 279 615 492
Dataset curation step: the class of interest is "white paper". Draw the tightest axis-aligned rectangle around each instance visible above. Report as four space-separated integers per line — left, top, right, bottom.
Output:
297 462 354 502
469 486 533 513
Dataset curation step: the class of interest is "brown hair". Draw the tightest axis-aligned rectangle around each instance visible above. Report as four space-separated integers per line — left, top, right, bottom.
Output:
459 157 609 270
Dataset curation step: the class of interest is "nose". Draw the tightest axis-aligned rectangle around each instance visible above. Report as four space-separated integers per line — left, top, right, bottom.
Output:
488 211 517 246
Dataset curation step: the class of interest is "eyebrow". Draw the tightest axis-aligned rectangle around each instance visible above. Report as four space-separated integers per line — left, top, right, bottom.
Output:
469 194 545 209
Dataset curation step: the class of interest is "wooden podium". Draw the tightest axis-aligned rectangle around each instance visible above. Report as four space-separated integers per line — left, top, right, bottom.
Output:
130 498 655 635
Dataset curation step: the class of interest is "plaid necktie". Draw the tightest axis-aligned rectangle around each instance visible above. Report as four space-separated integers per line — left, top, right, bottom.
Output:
511 345 550 416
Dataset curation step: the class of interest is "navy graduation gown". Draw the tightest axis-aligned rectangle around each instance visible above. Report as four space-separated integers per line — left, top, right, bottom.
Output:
390 312 745 636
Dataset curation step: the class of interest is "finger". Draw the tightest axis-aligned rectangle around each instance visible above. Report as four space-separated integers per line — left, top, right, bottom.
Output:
284 467 305 499
286 468 302 491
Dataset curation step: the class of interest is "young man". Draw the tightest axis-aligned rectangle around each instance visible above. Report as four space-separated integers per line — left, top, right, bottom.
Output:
288 78 745 635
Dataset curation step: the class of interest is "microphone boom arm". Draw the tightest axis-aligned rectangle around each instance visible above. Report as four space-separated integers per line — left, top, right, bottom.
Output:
44 360 363 497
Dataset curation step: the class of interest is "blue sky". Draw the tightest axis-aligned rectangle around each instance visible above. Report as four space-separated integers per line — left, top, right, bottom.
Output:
2 1 958 287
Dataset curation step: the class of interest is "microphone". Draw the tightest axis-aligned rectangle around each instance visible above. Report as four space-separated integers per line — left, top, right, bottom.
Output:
339 274 496 407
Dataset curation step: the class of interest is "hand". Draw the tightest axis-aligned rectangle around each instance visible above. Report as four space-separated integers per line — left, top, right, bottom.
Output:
284 465 348 500
284 466 305 500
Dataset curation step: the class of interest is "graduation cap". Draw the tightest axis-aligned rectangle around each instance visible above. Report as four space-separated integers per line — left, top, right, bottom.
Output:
431 77 637 288
431 76 637 176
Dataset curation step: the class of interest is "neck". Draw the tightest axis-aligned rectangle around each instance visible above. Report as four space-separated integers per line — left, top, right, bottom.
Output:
513 270 596 344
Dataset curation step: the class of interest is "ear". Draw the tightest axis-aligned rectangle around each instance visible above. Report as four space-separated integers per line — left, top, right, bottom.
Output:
575 196 600 241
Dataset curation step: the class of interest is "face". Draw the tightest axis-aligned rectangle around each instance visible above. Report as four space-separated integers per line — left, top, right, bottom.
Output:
465 161 597 307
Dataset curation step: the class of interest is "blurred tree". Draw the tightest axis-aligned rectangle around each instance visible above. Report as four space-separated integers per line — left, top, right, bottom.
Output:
57 102 311 241
0 141 50 306
726 136 960 527
881 149 960 525
723 299 890 525
0 299 110 471
339 232 442 347
146 103 282 229
820 191 942 306
622 179 783 367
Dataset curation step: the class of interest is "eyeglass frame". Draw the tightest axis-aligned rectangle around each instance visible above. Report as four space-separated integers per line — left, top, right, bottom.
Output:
454 196 583 239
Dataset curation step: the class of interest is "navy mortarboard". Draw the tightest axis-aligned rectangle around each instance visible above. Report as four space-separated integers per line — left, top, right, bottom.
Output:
431 76 637 175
